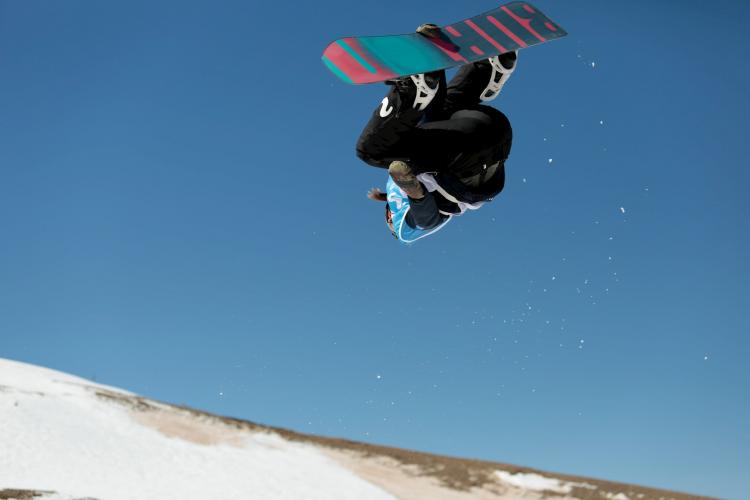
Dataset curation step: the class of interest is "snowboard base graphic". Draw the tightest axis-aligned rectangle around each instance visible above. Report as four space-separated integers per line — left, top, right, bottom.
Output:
322 2 567 85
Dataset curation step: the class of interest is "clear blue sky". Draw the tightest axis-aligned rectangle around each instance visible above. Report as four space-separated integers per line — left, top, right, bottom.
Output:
1 1 748 497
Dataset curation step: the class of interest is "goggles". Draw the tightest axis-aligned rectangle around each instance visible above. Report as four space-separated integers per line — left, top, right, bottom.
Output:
385 204 397 239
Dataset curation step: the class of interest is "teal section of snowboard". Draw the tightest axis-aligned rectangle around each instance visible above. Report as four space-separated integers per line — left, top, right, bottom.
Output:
357 36 447 77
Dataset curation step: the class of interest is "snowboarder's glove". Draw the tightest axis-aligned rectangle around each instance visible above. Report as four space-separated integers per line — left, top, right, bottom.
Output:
367 188 387 202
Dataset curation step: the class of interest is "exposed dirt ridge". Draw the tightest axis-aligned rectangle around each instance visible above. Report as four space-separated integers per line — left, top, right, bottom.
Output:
0 491 50 500
93 388 715 500
0 490 98 500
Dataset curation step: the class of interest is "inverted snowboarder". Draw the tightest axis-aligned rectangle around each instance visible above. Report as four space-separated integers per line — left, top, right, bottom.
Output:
322 2 566 243
356 25 518 242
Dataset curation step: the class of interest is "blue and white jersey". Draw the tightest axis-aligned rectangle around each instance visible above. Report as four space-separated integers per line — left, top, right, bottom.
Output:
386 177 451 244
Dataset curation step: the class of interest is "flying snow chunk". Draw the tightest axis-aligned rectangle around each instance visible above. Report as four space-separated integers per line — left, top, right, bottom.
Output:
548 158 553 164
619 207 626 214
591 61 596 68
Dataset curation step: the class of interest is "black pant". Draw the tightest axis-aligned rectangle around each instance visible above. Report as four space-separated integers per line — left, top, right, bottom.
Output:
355 64 513 176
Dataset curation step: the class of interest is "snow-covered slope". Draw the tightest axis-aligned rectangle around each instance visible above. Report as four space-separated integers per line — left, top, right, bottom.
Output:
0 358 393 500
0 359 710 500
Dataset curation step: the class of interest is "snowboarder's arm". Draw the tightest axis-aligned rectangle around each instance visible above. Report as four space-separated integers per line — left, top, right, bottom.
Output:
405 191 446 230
367 187 388 202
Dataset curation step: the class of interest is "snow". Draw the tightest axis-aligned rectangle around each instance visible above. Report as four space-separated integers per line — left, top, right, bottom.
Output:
0 357 130 397
496 471 599 496
0 358 684 500
0 358 395 500
495 471 572 493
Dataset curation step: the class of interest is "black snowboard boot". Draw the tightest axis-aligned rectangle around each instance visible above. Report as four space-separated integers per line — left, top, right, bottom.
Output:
385 70 444 113
445 51 518 106
480 51 518 101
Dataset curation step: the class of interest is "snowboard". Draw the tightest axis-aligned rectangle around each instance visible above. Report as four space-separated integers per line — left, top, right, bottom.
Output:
322 2 566 85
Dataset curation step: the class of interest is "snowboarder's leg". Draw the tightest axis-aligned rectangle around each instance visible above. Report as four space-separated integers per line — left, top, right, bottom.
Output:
438 51 518 118
406 106 512 175
355 72 444 169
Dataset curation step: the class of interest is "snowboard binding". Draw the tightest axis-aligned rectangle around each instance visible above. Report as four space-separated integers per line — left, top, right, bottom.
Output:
480 51 518 102
385 72 441 112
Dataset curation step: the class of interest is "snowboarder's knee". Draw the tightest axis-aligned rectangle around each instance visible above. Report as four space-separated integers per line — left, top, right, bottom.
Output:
356 139 388 169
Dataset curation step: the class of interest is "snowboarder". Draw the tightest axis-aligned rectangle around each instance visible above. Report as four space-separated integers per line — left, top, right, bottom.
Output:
356 25 518 243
